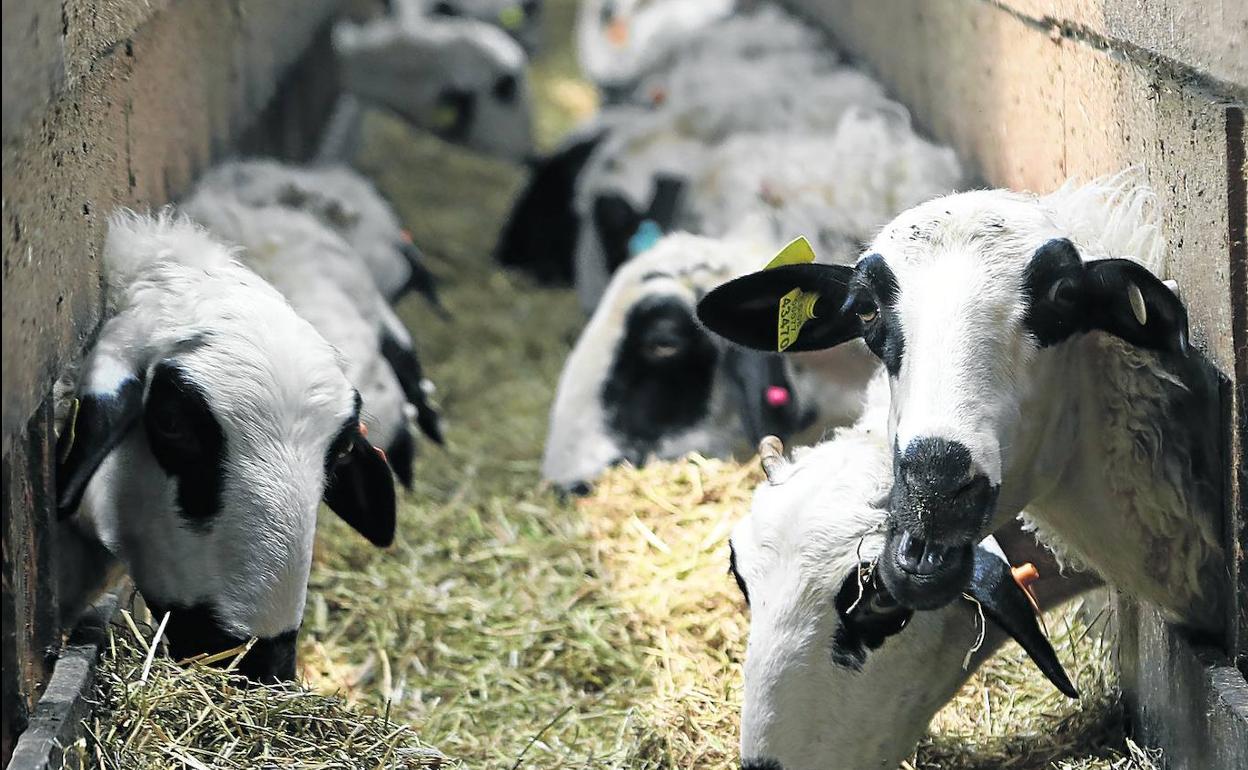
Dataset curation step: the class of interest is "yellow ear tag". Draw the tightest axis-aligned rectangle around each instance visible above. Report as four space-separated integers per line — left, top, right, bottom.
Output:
777 288 820 352
59 397 81 463
499 5 524 29
764 235 817 270
432 104 458 129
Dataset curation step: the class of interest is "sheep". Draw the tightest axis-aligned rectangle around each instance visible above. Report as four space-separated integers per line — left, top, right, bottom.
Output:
733 377 1092 770
542 231 877 492
571 67 893 311
193 159 442 311
575 0 735 100
687 106 965 267
333 12 534 161
54 210 396 682
697 170 1226 631
181 189 445 459
396 0 544 54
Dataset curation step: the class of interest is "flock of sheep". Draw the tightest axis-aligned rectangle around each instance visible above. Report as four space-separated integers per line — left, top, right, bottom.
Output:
51 1 1225 768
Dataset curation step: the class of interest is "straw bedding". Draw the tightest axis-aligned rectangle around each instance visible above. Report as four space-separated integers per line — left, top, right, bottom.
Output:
82 1 1163 767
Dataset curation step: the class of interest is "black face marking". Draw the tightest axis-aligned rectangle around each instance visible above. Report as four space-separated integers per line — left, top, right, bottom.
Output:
431 1 458 16
848 254 905 375
494 130 605 284
145 599 298 683
433 88 476 142
56 375 146 519
144 363 226 528
831 564 913 670
728 541 750 606
601 296 718 460
741 759 785 770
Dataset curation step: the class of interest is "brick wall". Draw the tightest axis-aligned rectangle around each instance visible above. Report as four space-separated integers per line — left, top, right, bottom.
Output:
0 0 342 762
781 0 1247 766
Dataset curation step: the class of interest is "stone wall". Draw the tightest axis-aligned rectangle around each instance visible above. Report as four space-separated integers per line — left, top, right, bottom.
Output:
0 0 342 762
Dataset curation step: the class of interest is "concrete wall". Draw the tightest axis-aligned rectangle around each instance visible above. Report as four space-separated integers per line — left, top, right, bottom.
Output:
781 0 1247 766
0 0 342 762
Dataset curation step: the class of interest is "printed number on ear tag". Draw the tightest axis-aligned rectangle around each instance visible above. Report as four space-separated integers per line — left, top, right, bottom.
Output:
778 288 819 352
764 236 817 270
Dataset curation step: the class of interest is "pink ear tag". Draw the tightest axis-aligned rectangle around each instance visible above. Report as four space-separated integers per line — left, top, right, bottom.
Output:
765 386 791 408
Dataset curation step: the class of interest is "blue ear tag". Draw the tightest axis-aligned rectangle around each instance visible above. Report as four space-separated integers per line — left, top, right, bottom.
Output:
628 219 663 257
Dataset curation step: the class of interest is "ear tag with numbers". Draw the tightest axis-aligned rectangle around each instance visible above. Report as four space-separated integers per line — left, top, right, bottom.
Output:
777 288 819 352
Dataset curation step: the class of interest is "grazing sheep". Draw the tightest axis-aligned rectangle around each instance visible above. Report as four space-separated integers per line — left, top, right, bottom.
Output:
398 0 544 54
688 106 964 263
576 0 734 99
334 13 534 161
181 189 444 458
193 159 442 309
55 210 396 681
571 68 892 311
733 380 1089 770
698 170 1225 630
542 231 876 492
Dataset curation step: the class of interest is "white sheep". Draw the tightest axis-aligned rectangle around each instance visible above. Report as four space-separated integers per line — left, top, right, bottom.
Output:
334 12 534 161
733 375 1091 770
55 210 396 681
575 0 734 99
571 67 893 311
193 159 442 309
688 106 965 262
542 231 877 491
698 170 1225 630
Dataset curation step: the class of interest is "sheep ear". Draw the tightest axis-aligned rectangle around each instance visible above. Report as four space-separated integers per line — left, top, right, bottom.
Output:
721 348 806 445
1024 239 1189 355
967 546 1079 698
378 329 445 446
593 192 644 273
324 434 397 547
1083 259 1189 355
56 375 146 519
697 263 859 352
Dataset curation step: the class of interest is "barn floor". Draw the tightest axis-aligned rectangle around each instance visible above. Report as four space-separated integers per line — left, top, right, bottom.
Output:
83 1 1164 768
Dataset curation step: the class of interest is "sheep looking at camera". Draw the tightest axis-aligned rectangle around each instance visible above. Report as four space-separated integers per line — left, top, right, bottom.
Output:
55 210 397 682
699 170 1225 630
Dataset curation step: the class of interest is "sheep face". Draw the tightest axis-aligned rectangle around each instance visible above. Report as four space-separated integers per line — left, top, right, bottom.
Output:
543 233 817 492
57 214 397 682
734 435 1076 770
334 17 533 160
698 185 1189 613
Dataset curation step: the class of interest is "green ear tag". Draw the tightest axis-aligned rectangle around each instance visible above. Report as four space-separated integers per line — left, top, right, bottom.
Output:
58 397 81 463
777 288 820 351
764 236 817 270
499 5 524 28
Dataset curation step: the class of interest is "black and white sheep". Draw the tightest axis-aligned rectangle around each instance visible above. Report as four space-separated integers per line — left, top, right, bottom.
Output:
181 188 445 457
542 231 877 492
699 171 1225 630
334 12 534 161
732 376 1091 770
55 210 396 681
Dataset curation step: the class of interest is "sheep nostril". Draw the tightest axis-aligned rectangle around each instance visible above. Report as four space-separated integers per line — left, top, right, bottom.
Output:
493 73 519 103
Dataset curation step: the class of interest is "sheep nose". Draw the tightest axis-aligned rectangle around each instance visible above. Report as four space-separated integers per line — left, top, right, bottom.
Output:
897 436 978 498
894 530 958 576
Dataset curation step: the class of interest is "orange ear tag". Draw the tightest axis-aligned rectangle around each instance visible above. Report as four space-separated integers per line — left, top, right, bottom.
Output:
606 17 630 47
1011 562 1042 615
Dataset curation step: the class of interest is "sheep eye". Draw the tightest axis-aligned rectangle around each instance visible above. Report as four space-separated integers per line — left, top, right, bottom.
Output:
152 408 194 445
856 304 879 324
866 589 900 615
